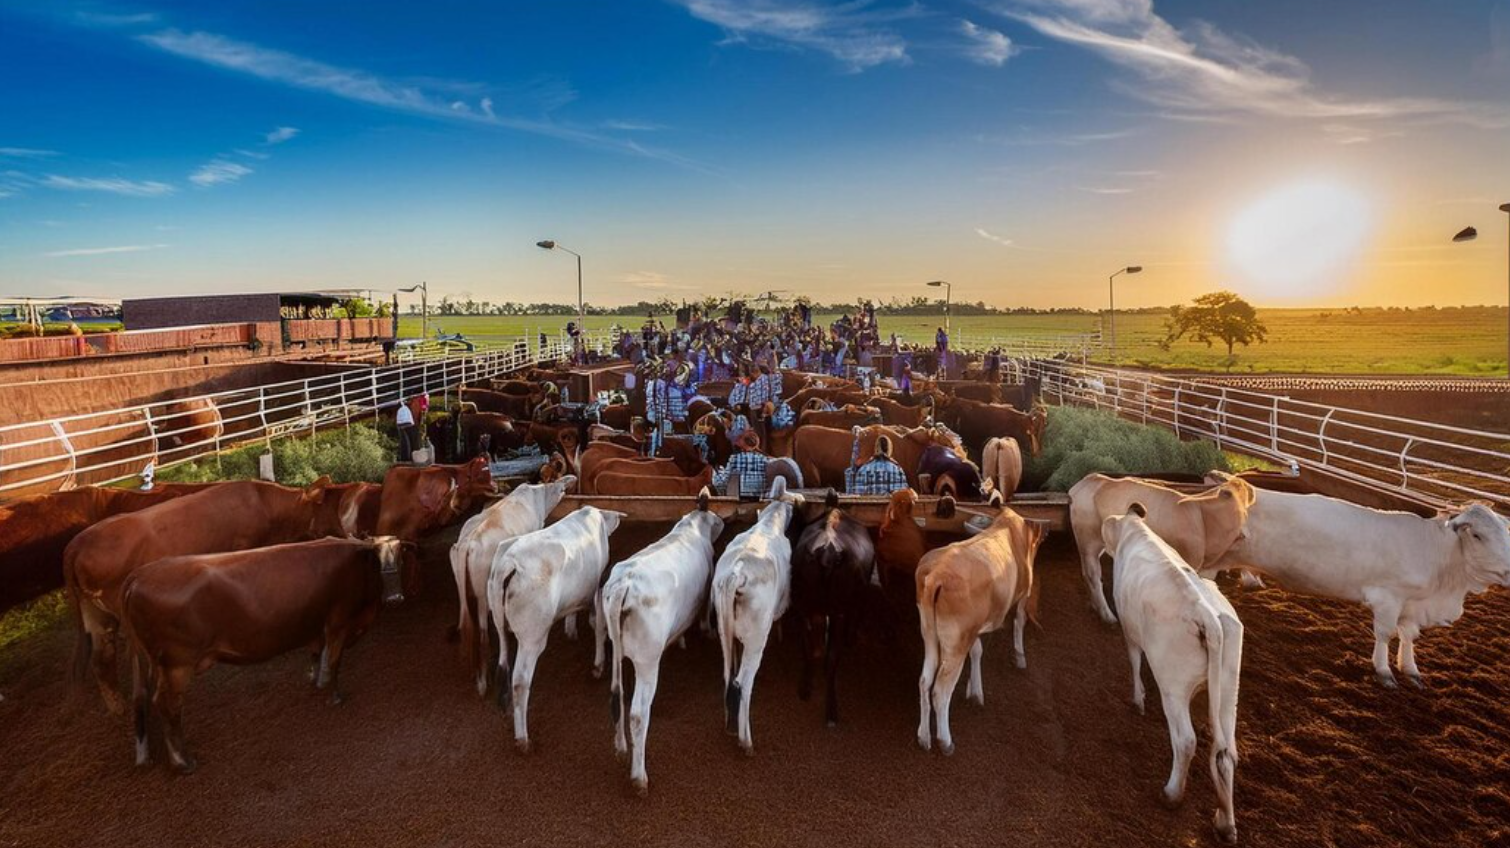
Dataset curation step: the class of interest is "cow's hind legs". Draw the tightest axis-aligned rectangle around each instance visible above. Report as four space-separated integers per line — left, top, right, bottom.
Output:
929 642 968 756
1396 622 1423 688
1366 595 1403 688
317 637 348 705
628 659 660 796
1159 690 1197 808
156 665 197 775
92 625 127 715
1126 643 1146 714
131 650 153 766
965 638 984 705
511 634 548 753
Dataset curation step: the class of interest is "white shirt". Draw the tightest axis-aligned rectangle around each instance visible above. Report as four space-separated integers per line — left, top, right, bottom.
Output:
396 404 415 427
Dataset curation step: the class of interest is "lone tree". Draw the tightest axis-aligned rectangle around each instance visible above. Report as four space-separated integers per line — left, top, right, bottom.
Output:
1161 291 1267 363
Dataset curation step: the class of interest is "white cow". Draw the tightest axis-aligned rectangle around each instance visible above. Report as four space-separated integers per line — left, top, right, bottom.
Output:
1103 503 1242 844
601 496 725 794
1204 472 1510 688
712 477 803 754
450 476 575 695
487 505 624 752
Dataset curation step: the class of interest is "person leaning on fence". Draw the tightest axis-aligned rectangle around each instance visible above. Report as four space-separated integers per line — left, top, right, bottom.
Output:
713 428 769 498
396 398 417 462
644 361 672 453
846 433 909 496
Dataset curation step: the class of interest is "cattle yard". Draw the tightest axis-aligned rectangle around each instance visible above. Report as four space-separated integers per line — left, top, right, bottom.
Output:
2 336 1509 848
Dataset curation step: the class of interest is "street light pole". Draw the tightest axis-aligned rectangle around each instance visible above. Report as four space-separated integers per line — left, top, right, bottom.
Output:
1451 204 1510 379
926 280 951 335
1107 265 1143 366
536 239 584 332
398 281 428 338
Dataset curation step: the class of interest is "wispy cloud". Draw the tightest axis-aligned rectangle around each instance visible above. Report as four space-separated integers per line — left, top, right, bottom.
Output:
671 0 914 71
979 126 1138 146
0 147 61 159
621 271 695 290
45 243 169 258
959 20 1018 67
975 227 1016 247
264 126 299 145
75 10 159 27
134 28 707 169
189 160 253 187
988 0 1509 128
1076 185 1134 195
601 119 667 132
40 175 175 196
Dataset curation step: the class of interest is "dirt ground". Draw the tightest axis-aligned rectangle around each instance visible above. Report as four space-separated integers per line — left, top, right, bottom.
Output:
1 524 1507 848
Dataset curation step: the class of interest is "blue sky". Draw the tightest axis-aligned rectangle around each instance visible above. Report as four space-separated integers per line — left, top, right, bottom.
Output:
2 0 1509 308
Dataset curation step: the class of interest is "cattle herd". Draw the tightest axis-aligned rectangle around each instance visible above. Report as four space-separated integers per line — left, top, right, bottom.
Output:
52 371 1510 847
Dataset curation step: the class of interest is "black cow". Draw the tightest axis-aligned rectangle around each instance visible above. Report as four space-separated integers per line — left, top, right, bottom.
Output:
790 490 877 727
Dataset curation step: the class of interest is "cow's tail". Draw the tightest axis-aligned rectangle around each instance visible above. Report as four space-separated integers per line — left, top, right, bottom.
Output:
603 576 633 733
487 563 518 710
715 563 747 734
64 549 91 686
119 579 153 763
917 573 945 695
1196 604 1241 790
449 540 470 646
1025 567 1043 630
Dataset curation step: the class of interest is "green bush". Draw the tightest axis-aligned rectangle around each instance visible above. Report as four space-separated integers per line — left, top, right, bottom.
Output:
1026 405 1229 491
156 423 396 486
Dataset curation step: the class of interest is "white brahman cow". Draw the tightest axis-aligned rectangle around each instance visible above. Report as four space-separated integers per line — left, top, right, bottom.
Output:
601 492 725 794
1103 502 1242 844
1069 472 1254 624
486 505 624 753
712 477 803 754
450 476 575 695
1205 471 1510 688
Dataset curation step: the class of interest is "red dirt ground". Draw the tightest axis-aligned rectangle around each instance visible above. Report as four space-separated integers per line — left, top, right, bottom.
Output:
1 526 1507 848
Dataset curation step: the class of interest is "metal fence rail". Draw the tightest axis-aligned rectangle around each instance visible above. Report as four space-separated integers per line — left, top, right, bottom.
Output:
0 333 586 501
1025 358 1510 511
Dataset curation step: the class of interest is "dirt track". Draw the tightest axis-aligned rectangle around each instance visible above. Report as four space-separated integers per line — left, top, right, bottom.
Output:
2 525 1507 848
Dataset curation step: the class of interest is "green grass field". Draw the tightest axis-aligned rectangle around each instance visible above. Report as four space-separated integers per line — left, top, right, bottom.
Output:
397 306 1508 376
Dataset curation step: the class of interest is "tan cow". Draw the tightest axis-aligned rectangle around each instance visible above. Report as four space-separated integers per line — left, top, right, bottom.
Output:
915 505 1047 754
981 437 1022 501
1069 473 1255 624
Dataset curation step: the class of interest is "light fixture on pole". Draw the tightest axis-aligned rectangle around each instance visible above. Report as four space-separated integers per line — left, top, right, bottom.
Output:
536 239 584 331
1451 203 1510 378
1107 265 1143 366
398 281 428 339
926 280 952 335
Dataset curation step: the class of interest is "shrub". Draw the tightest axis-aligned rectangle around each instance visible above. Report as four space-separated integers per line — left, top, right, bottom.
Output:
156 423 396 486
1025 405 1229 492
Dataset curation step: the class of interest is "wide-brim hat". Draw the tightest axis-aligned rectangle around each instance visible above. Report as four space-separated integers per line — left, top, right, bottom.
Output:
735 429 761 452
874 434 893 458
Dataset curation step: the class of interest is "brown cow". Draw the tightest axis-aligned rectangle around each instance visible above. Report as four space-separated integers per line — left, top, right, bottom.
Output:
866 396 932 428
579 443 642 493
331 482 383 537
793 425 965 491
1068 472 1255 624
875 488 929 615
460 387 534 419
586 456 688 494
799 405 883 430
375 457 494 594
65 478 346 713
595 465 716 495
692 412 736 465
0 483 212 610
936 397 1047 458
655 436 712 476
123 537 408 773
488 379 539 397
916 507 1048 754
597 404 634 430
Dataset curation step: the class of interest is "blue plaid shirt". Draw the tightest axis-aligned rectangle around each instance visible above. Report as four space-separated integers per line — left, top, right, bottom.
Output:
771 400 796 429
727 413 751 440
667 382 694 422
646 377 670 423
846 457 909 495
727 380 748 409
747 374 773 409
714 451 769 497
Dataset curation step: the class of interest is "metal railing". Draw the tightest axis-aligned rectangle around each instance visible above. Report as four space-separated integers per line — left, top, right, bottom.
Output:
950 332 1100 362
1024 358 1510 511
0 333 587 501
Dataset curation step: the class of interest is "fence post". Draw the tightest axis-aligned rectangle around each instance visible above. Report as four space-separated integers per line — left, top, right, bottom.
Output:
1399 439 1415 489
1270 396 1279 453
1172 387 1183 439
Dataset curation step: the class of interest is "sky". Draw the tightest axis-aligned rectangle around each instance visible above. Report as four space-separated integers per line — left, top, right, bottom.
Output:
2 0 1509 310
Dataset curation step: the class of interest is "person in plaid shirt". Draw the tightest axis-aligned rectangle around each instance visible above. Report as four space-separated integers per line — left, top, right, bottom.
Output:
644 362 671 452
847 434 910 495
713 429 769 498
668 361 694 429
746 364 773 410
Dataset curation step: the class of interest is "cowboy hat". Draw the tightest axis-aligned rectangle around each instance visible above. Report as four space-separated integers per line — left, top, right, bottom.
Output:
735 428 761 452
874 434 894 458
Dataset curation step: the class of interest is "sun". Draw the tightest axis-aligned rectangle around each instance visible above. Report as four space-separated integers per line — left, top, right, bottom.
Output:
1225 180 1372 301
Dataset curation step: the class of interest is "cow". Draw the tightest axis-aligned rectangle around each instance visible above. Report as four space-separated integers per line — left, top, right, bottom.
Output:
917 445 984 500
1103 503 1242 843
460 387 534 419
460 412 526 459
916 505 1047 754
0 483 210 611
332 482 383 537
866 396 932 428
936 397 1047 459
450 477 576 694
602 493 725 794
596 466 716 496
64 478 347 713
488 506 624 752
375 457 494 545
123 537 408 773
1204 472 1510 688
982 437 1023 502
791 490 877 727
875 488 929 619
713 477 804 754
656 436 713 475
1069 473 1255 624
793 424 963 492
